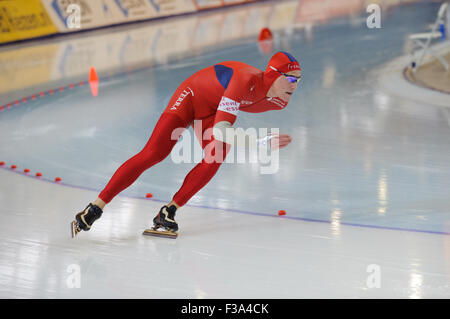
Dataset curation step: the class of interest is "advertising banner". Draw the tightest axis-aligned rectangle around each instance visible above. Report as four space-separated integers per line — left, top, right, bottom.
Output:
0 0 58 43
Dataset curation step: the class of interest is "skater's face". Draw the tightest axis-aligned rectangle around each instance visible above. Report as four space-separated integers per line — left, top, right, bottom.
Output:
268 69 301 102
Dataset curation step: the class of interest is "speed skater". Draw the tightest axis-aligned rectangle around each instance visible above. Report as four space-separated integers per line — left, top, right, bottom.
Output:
71 51 301 238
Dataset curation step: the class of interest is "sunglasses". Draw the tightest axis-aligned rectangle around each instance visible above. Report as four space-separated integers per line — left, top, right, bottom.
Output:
270 66 302 83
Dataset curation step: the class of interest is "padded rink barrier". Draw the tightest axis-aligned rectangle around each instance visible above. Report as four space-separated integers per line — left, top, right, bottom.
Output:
0 0 259 44
0 0 58 43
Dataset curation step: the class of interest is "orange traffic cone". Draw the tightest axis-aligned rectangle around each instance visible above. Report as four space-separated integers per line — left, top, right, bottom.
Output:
258 27 274 54
89 67 99 97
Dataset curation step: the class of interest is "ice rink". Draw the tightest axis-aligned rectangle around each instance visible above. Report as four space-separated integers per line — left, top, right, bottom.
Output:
1 0 450 298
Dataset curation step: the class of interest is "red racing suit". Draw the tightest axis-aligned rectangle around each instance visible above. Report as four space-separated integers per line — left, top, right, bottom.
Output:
99 56 298 206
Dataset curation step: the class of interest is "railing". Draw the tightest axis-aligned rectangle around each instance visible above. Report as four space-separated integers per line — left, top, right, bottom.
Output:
409 2 449 73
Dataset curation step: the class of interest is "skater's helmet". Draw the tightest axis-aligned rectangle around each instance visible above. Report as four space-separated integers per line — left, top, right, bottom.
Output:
264 51 301 87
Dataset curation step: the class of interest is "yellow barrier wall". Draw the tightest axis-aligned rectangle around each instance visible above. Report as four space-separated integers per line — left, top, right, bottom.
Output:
0 0 58 43
0 0 256 44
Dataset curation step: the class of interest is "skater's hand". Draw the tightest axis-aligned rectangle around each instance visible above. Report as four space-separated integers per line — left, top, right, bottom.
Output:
270 134 292 150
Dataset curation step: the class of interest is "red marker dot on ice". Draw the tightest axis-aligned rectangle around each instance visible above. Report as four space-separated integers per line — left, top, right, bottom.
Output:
146 193 153 198
24 169 30 173
36 172 42 177
278 210 286 216
11 165 17 170
55 177 62 182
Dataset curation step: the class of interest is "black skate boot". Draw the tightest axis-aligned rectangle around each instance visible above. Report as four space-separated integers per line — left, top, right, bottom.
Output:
154 205 178 231
143 205 179 238
71 203 103 237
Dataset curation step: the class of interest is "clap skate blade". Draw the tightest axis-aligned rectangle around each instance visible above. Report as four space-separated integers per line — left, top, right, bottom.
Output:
71 220 81 238
143 225 178 239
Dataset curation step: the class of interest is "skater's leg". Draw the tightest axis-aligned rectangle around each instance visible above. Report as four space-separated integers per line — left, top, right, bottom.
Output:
72 113 189 237
171 115 229 207
172 138 230 207
98 82 195 206
73 82 195 236
150 116 228 232
166 200 180 209
148 138 228 234
98 113 189 204
92 197 106 210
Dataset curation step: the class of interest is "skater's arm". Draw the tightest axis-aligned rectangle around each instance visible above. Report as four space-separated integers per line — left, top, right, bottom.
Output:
211 94 262 149
214 120 292 150
212 97 278 150
212 120 272 149
213 120 256 147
